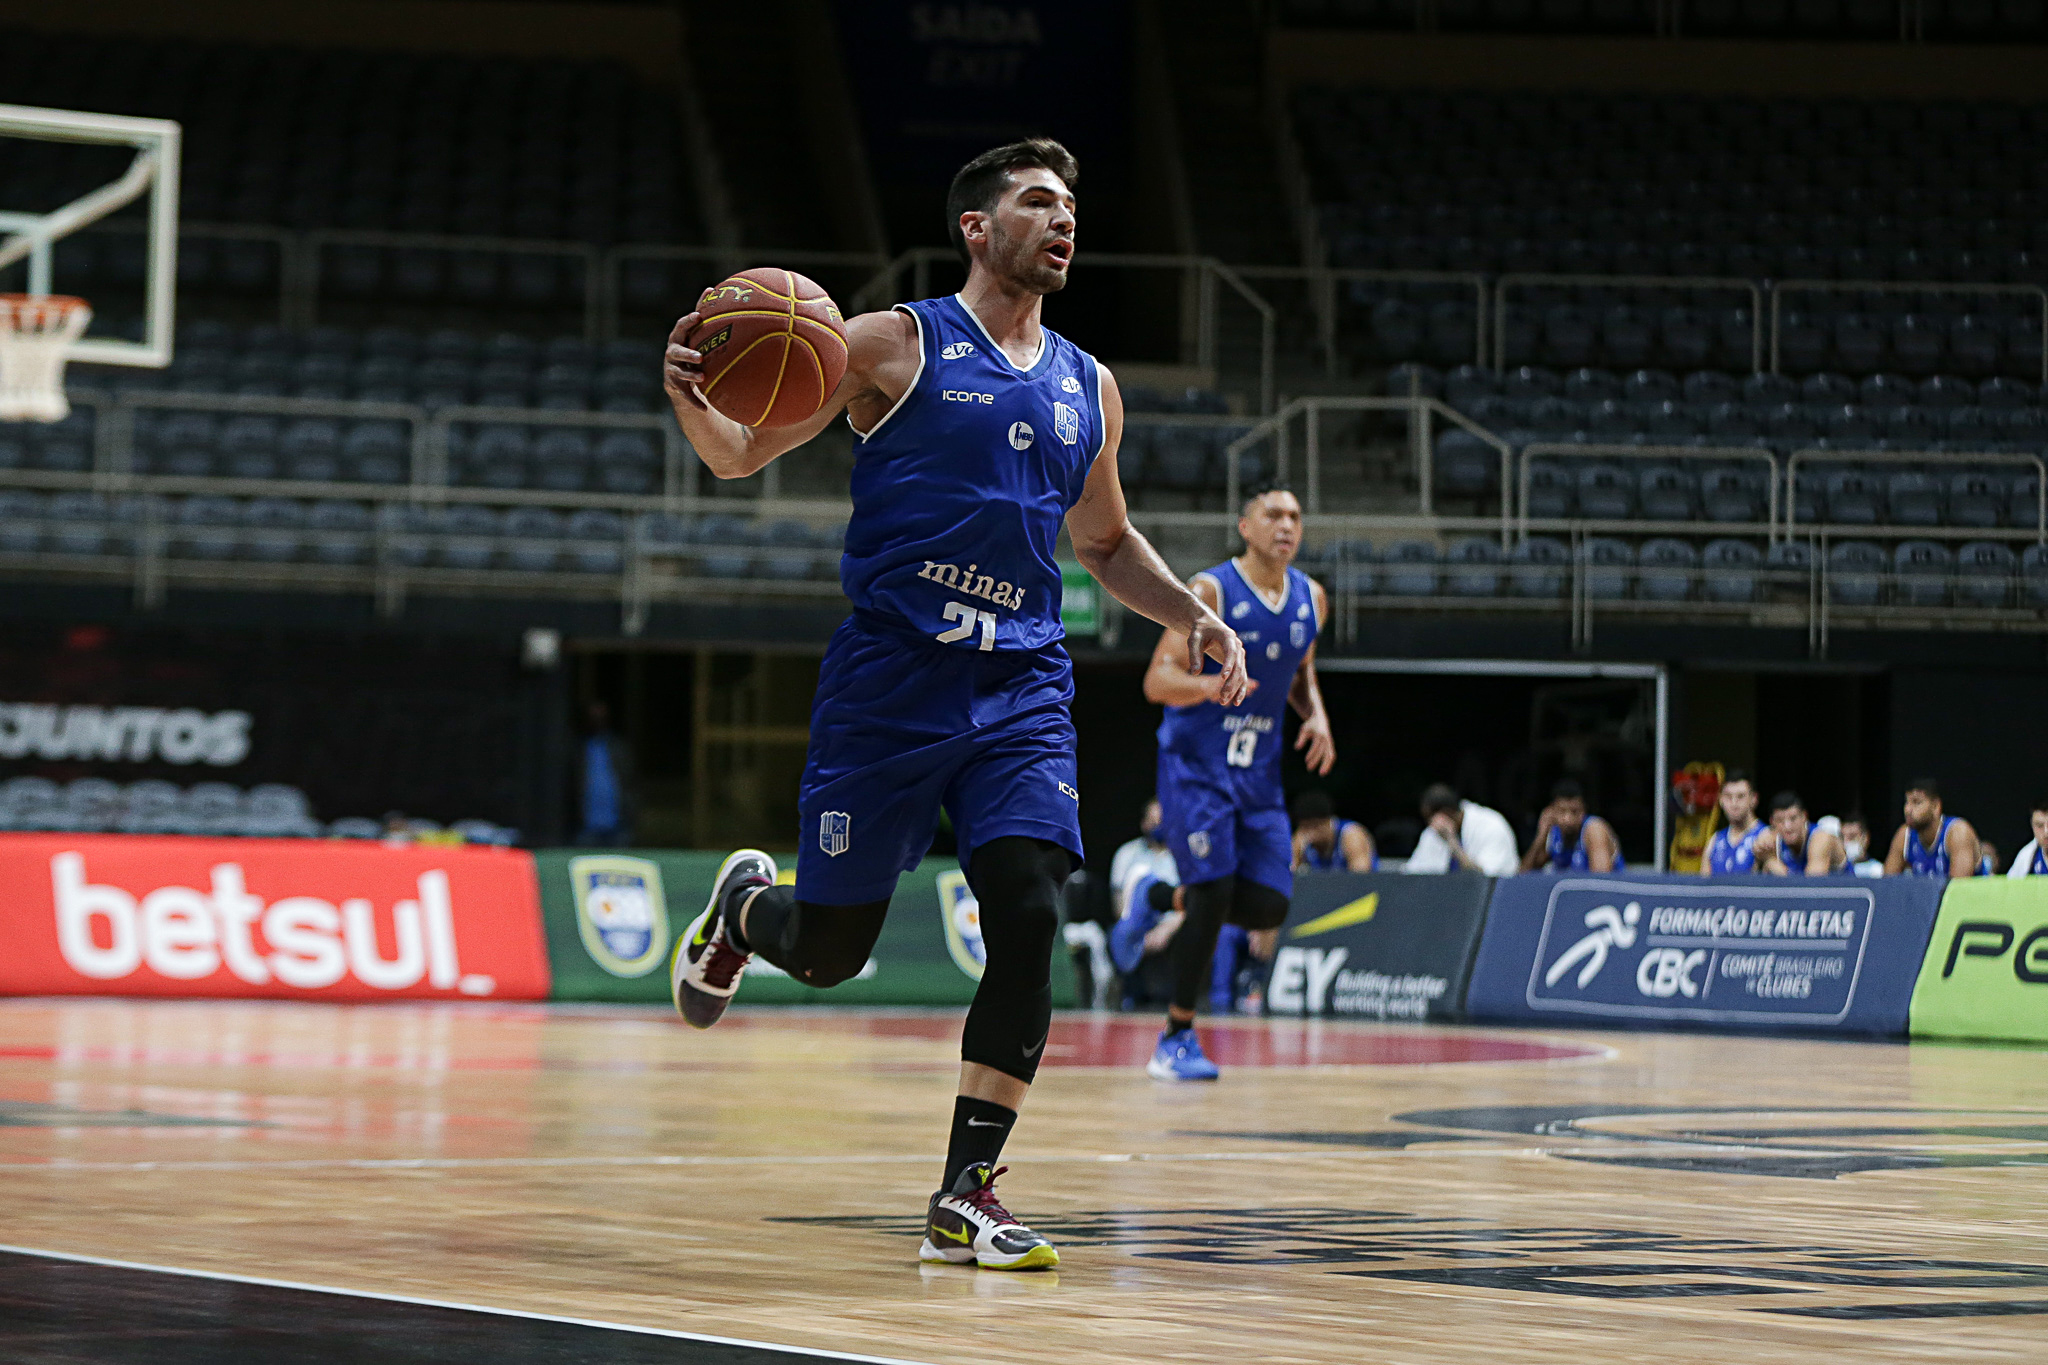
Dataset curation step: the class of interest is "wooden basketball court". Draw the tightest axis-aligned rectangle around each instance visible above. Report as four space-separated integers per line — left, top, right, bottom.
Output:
3 997 2045 1363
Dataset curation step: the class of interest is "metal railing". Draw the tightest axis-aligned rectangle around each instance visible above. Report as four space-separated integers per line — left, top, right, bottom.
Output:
847 246 1279 415
425 404 695 502
1493 273 1766 374
1220 395 1514 533
1769 280 2048 385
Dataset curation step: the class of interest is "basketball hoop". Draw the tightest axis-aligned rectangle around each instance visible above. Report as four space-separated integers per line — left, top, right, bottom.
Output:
0 293 92 422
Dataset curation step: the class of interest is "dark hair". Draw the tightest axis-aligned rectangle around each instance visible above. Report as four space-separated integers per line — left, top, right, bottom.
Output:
1241 481 1296 512
1723 768 1752 788
945 138 1079 268
1292 790 1335 823
1840 810 1868 827
1420 783 1461 818
1907 777 1942 801
1769 790 1805 816
1551 778 1584 803
2034 799 2048 815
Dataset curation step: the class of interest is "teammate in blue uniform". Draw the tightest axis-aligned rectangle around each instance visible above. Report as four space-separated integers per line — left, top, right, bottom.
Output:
1884 778 1981 877
1757 791 1846 875
1144 485 1334 1081
1701 770 1764 876
1292 789 1377 871
1520 778 1624 873
661 140 1248 1270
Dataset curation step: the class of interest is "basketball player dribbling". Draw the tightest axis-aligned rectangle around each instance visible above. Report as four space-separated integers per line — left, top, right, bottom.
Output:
660 139 1248 1271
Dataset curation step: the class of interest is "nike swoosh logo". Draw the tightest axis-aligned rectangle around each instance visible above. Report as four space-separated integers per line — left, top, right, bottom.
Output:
1022 1034 1047 1059
934 1223 972 1244
966 1117 1005 1129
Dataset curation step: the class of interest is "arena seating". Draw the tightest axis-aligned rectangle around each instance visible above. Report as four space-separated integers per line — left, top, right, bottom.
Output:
1281 0 2048 40
0 30 692 247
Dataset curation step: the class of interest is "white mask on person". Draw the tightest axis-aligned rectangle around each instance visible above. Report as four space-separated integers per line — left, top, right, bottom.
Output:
1843 836 1866 862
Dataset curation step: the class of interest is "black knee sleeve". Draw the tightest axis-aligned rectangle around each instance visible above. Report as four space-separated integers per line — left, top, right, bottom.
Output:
1169 876 1235 1013
742 887 888 988
959 837 1069 1084
1227 878 1291 932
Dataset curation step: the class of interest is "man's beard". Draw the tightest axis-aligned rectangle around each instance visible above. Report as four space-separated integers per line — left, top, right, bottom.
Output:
992 226 1069 294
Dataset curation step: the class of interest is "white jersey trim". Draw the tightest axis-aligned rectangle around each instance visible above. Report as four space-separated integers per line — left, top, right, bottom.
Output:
1228 557 1291 615
1092 360 1109 464
952 293 1045 374
849 303 924 442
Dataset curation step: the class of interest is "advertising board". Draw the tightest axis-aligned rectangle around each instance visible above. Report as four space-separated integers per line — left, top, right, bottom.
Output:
1909 877 2048 1043
1465 873 1944 1034
1262 872 1493 1021
0 834 549 1000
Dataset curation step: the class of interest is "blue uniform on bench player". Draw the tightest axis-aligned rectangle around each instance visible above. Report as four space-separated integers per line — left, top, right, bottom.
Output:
659 139 1247 1269
1146 485 1335 1081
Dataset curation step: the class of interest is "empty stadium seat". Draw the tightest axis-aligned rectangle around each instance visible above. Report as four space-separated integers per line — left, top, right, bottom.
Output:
2023 544 2048 607
1509 536 1570 596
1828 540 1887 605
1700 538 1763 602
1584 537 1634 599
1442 536 1503 596
1955 541 2016 607
502 507 566 571
438 504 501 569
1894 539 1953 606
1636 538 1698 601
1381 540 1439 595
1638 465 1695 520
564 509 626 573
695 515 756 578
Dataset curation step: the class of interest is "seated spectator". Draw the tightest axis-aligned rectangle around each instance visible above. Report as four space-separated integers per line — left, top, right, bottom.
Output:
1836 812 1884 878
2007 800 2048 877
1292 789 1377 871
1885 778 1981 877
1757 791 1846 875
1521 778 1623 873
1701 770 1763 876
1979 840 2002 878
1406 783 1519 875
1111 858 1183 1008
1110 797 1175 916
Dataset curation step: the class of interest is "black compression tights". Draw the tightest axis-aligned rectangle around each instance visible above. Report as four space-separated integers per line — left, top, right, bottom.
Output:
738 836 1069 1084
1168 876 1290 1015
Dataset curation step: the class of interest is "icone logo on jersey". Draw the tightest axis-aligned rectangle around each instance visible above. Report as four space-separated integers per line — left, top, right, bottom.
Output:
49 852 493 994
1230 600 1250 619
940 341 976 360
942 389 994 404
1008 421 1034 450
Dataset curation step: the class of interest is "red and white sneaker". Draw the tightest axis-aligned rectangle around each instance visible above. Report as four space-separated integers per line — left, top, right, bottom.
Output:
670 849 776 1029
918 1163 1059 1271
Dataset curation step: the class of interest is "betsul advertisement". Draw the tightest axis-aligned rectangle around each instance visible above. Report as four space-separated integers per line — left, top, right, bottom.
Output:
0 835 550 1000
1466 874 1945 1034
1263 872 1495 1021
1910 878 2048 1043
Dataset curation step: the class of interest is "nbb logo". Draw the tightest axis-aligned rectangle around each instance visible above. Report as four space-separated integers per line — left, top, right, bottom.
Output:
0 837 549 1001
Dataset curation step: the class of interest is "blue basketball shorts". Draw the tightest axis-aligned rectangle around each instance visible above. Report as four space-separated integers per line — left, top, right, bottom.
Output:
1155 751 1294 899
794 613 1084 905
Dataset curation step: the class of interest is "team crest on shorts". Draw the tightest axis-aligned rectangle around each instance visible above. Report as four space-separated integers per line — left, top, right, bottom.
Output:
1188 830 1212 859
1053 401 1081 444
568 855 669 978
819 811 851 857
935 869 987 981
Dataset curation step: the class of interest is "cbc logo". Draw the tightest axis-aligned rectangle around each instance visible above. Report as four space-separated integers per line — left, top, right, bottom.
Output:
1636 947 1706 998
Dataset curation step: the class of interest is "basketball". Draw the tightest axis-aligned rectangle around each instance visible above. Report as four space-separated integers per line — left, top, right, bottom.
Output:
688 267 849 428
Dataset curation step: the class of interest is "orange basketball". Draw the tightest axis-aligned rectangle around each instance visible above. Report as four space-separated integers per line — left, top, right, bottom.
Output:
689 267 849 428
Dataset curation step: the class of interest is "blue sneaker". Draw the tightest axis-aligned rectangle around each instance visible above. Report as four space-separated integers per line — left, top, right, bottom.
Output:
1147 1026 1220 1082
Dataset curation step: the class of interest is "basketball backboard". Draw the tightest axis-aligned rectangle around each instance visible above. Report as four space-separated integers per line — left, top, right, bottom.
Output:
0 102 180 369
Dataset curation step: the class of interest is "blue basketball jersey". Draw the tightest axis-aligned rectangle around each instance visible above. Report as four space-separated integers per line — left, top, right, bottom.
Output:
1545 817 1624 872
1706 821 1763 875
1904 815 1959 876
2030 842 2048 876
1301 818 1373 871
1774 827 1814 875
841 295 1104 653
1156 559 1319 811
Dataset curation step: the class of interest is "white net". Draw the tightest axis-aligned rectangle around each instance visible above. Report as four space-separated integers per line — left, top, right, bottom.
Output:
0 293 92 422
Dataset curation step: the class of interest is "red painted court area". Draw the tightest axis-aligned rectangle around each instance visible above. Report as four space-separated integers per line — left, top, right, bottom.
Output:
723 1011 1606 1068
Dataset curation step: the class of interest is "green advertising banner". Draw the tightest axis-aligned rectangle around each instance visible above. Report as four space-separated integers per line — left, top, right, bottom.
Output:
1909 878 2048 1043
536 850 1078 1007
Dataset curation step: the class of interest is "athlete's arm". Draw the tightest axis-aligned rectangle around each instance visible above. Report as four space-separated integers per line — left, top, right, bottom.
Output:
1881 825 1910 876
1697 833 1717 878
1947 818 1982 877
663 307 916 479
1290 825 1310 871
1519 804 1557 873
1143 577 1252 706
1758 830 1790 876
1338 822 1376 872
1584 818 1620 874
1288 579 1335 776
1078 364 1247 704
1805 829 1843 875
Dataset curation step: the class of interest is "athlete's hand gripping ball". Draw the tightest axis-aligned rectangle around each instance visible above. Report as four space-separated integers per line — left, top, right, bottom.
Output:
664 267 849 428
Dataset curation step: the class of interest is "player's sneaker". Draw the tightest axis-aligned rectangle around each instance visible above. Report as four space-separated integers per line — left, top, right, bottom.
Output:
1147 1025 1220 1082
670 849 776 1029
918 1163 1059 1271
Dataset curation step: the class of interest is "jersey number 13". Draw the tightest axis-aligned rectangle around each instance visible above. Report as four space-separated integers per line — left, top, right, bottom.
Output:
1226 728 1258 768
